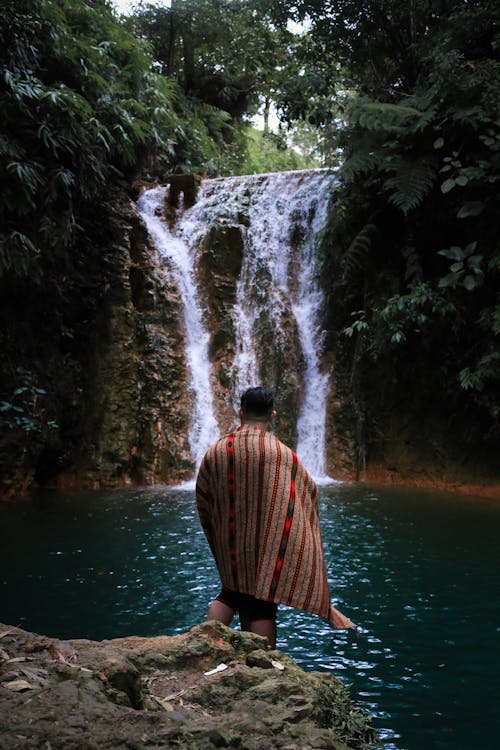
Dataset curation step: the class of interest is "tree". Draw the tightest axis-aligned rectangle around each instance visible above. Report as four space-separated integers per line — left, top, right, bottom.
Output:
0 0 178 278
310 0 500 458
126 1 287 118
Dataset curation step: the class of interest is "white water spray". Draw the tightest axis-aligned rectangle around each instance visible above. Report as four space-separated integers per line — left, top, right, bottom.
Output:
242 170 336 482
137 187 218 469
292 186 334 483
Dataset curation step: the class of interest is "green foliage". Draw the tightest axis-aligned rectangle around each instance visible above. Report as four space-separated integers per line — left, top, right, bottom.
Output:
126 1 286 118
343 311 369 339
163 93 235 175
285 119 327 166
0 0 180 277
0 0 186 485
348 98 431 134
0 369 58 436
438 242 484 290
342 224 377 276
300 0 500 454
377 283 458 344
237 127 319 175
125 1 314 174
384 160 436 214
459 353 500 393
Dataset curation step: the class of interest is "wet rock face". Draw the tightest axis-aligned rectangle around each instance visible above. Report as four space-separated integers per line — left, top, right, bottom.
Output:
252 282 304 449
0 621 375 750
167 173 202 210
195 215 304 444
189 181 313 447
63 205 194 489
197 224 244 430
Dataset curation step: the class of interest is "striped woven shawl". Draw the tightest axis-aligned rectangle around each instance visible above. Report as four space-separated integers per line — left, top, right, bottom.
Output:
195 423 353 628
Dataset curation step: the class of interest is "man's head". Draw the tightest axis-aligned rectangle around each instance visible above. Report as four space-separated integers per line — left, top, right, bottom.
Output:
240 386 275 422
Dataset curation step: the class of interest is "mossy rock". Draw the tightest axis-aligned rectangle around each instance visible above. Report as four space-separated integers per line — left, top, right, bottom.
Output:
0 620 376 750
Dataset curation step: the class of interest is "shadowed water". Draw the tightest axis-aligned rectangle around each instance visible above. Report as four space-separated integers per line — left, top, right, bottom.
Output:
1 484 498 750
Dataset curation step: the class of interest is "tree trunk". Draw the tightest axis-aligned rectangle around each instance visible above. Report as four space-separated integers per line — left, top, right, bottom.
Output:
408 0 417 44
165 7 177 77
263 96 271 134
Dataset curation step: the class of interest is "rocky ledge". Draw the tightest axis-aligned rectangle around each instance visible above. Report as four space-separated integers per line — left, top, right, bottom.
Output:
0 621 375 750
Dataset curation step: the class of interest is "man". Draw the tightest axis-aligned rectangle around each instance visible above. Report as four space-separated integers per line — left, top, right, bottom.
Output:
195 386 355 647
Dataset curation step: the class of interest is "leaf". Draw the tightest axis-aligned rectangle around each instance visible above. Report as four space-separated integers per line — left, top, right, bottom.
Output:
438 272 460 288
455 175 468 186
4 679 34 692
343 224 377 274
468 254 483 269
457 201 484 218
450 262 463 272
463 274 478 290
441 178 456 193
438 246 464 261
390 331 405 343
459 368 477 390
349 98 424 132
433 137 444 149
385 160 436 213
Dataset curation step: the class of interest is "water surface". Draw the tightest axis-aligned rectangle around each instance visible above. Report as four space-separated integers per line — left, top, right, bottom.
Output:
1 483 498 750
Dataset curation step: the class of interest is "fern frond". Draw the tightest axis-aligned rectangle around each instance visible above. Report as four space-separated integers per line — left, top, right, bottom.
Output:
384 160 436 214
348 97 424 133
452 105 487 127
412 105 438 132
402 245 423 283
343 149 384 180
343 223 377 275
0 231 40 277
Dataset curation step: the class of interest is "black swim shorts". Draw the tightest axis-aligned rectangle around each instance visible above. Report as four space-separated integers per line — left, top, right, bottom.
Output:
215 587 278 621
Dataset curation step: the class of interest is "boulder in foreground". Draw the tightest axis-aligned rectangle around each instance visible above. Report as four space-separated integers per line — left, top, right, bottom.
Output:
0 621 375 749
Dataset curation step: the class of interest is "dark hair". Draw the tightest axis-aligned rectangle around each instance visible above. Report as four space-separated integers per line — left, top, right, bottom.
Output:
240 386 274 419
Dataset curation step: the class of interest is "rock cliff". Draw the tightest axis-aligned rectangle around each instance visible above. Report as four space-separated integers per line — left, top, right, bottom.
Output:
2 172 498 498
0 621 375 750
71 206 194 486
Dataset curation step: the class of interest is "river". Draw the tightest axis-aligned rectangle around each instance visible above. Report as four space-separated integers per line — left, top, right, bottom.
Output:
1 483 498 750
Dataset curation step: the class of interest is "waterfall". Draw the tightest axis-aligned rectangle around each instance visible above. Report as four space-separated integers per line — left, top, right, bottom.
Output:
292 211 332 483
137 187 219 470
138 170 338 483
241 170 336 482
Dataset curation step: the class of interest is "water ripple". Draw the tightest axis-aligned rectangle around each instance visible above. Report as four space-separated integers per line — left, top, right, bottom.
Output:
0 484 499 750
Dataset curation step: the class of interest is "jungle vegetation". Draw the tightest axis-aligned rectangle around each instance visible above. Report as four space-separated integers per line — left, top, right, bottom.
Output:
0 0 498 488
288 0 500 468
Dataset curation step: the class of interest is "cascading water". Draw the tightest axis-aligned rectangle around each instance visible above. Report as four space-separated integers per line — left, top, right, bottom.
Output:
243 170 336 482
138 170 338 482
137 187 218 469
291 181 334 482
